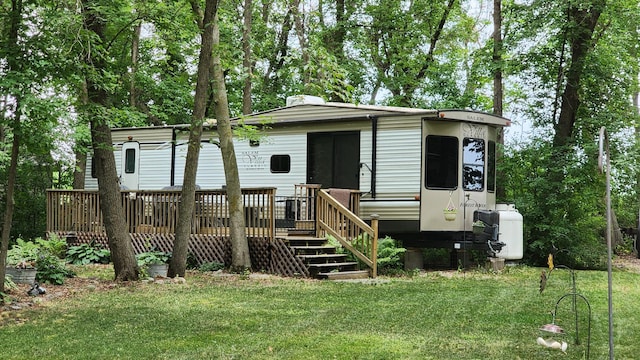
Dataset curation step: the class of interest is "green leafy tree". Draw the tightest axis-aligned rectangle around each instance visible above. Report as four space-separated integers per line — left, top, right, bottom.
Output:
169 0 219 278
501 0 640 267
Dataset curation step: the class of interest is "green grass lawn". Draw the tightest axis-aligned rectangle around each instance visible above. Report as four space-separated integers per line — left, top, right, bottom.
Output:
1 265 638 359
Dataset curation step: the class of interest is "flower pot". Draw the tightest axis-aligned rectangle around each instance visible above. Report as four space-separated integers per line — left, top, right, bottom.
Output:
443 210 457 221
473 224 484 235
5 267 37 284
147 263 168 278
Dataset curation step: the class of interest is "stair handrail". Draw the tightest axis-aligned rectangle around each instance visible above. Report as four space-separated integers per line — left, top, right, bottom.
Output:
316 189 378 277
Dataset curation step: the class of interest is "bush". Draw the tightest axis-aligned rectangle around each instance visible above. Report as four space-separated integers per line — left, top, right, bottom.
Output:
66 241 111 265
36 252 76 285
199 261 225 272
376 236 406 275
37 235 68 259
7 239 40 268
327 234 406 275
136 250 171 266
7 237 75 285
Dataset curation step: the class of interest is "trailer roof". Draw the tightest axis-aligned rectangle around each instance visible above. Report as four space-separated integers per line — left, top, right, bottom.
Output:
112 102 510 132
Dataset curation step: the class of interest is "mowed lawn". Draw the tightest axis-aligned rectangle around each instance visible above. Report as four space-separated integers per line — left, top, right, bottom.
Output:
1 265 639 359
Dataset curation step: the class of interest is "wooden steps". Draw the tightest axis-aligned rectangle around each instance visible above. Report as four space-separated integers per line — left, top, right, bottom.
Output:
318 270 370 280
279 234 370 280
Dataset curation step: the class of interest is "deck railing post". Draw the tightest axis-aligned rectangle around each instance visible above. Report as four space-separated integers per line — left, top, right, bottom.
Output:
370 214 379 278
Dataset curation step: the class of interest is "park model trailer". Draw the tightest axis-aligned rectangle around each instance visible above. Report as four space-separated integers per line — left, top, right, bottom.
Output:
85 97 523 260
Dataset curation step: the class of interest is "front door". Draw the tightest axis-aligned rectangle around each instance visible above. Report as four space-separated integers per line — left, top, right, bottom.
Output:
120 141 140 190
307 131 360 189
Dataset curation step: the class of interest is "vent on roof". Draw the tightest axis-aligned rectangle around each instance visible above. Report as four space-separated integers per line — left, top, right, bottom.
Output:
286 95 326 106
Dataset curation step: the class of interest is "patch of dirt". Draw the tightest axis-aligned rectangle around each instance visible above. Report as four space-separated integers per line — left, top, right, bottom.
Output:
613 254 640 273
1 277 119 326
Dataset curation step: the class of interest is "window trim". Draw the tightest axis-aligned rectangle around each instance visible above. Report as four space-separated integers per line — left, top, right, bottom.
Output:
124 148 136 174
462 137 485 192
425 135 459 190
270 154 291 173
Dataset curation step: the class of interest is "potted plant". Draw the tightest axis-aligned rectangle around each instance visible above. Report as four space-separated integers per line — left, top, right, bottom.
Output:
443 208 457 221
136 248 171 278
443 193 457 221
472 220 485 235
5 239 39 284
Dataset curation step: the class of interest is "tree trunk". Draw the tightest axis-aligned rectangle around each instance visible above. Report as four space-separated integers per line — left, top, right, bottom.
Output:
82 0 138 281
552 2 603 148
0 0 23 296
130 22 141 108
169 0 218 278
492 0 503 117
212 16 251 271
291 0 310 87
0 114 21 296
72 149 87 189
242 0 253 115
493 0 506 201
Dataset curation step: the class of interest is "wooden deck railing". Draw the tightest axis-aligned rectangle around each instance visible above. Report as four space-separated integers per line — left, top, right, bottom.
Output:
316 189 378 277
46 188 276 238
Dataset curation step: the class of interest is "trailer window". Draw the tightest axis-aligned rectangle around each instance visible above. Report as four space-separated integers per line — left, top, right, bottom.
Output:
124 148 136 174
463 138 484 191
487 141 496 192
270 155 291 173
425 135 458 189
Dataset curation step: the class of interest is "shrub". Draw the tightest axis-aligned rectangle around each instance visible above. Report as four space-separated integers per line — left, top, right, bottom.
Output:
8 237 75 284
6 238 41 268
376 236 406 275
136 250 171 266
199 261 225 272
36 251 76 285
37 234 67 259
66 241 111 265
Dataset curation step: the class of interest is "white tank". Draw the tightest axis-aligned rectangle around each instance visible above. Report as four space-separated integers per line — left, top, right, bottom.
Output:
496 204 524 260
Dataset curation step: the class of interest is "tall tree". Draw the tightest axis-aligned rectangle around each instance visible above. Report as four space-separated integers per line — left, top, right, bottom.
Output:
81 0 139 281
0 0 24 295
493 0 506 200
169 0 218 277
241 0 253 114
364 0 458 107
211 13 251 271
552 0 605 149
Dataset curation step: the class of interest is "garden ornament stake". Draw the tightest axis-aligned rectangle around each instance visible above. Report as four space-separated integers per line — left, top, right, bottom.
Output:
538 253 591 359
598 126 614 360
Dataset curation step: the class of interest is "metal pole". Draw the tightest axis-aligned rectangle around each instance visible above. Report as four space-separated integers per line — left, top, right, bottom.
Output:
598 126 614 360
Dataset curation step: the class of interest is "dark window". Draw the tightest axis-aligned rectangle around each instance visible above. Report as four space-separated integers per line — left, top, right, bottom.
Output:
91 156 97 178
487 141 496 192
463 138 484 191
125 148 136 174
307 131 360 189
425 135 458 189
270 155 291 173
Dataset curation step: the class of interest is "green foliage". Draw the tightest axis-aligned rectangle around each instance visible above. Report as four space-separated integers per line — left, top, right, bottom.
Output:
66 241 111 265
136 249 171 266
327 235 406 274
6 239 41 268
35 251 76 285
499 142 608 269
198 261 225 272
376 236 406 275
1 275 18 303
615 235 636 256
7 238 74 284
37 235 68 259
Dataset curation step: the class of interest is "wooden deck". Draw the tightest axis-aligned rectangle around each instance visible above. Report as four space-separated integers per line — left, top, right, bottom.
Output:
46 188 276 238
46 186 378 278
